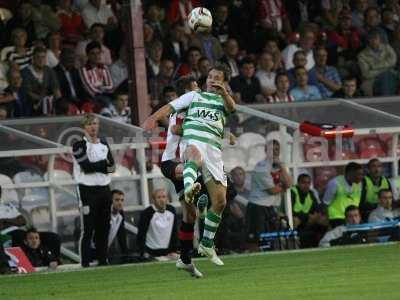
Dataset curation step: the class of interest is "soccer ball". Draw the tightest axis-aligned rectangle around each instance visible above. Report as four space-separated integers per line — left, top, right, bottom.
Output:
188 7 213 33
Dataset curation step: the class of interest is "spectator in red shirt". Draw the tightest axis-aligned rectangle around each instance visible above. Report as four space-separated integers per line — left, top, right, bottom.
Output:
56 0 86 45
267 72 293 103
256 0 291 36
166 0 201 29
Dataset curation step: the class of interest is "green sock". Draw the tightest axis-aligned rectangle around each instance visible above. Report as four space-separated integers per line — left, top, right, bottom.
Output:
201 211 221 247
183 160 198 193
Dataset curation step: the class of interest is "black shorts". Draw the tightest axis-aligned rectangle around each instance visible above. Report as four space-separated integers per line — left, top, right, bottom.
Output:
160 160 184 195
160 160 208 203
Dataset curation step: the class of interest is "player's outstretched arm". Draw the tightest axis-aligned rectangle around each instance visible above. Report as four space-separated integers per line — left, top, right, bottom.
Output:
142 104 174 131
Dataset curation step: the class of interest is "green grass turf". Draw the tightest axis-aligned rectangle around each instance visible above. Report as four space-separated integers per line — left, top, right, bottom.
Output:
1 243 400 300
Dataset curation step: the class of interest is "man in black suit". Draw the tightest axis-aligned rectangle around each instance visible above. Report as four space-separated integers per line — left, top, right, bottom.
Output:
108 189 128 261
162 22 187 64
53 48 85 108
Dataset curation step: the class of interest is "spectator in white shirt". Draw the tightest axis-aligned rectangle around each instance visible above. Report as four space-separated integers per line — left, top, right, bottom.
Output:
81 0 116 28
100 92 131 124
282 28 316 70
256 52 277 97
368 189 400 223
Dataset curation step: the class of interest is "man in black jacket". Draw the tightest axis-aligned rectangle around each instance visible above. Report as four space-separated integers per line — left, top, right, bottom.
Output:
53 48 85 108
137 189 178 258
21 227 58 269
73 113 115 267
107 189 128 261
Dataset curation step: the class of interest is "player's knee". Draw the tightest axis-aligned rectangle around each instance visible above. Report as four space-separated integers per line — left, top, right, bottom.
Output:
186 146 202 165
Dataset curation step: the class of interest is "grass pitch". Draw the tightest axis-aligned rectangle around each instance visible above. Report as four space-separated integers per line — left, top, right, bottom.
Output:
1 243 400 300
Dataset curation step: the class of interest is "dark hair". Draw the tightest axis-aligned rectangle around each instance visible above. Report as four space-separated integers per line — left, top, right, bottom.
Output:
211 62 232 82
294 66 307 73
85 41 101 54
345 162 363 174
275 71 289 84
343 76 357 84
111 189 124 197
90 23 105 32
239 57 255 68
378 188 392 199
25 227 39 237
33 46 47 56
175 76 197 96
198 56 210 65
309 203 327 215
162 85 177 98
367 158 381 168
364 6 379 18
186 46 201 56
297 173 311 183
293 50 306 59
345 205 359 217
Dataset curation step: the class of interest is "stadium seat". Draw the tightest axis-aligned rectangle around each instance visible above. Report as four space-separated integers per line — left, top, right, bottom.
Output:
237 132 266 150
0 173 19 204
358 137 387 159
222 146 247 172
111 164 140 206
29 206 50 231
13 170 49 211
44 170 73 181
111 164 132 177
247 144 266 169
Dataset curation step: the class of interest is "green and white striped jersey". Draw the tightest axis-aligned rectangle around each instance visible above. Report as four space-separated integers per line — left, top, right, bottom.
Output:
169 91 228 150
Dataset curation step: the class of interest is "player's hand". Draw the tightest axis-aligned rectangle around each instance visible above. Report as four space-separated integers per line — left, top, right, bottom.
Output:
211 82 229 97
142 116 157 131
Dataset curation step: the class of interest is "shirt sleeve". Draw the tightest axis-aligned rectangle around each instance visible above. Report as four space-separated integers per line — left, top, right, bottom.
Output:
322 178 338 205
253 162 275 191
169 91 196 112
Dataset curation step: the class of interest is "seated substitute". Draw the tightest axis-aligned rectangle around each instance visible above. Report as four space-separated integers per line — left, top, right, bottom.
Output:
21 227 58 269
319 205 362 247
368 189 400 223
136 189 178 259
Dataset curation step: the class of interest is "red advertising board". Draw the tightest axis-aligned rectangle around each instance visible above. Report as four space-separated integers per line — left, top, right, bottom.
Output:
4 247 35 273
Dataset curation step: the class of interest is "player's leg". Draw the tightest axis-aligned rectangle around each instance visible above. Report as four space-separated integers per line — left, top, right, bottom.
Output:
198 179 226 266
176 201 203 278
183 145 202 203
160 160 203 277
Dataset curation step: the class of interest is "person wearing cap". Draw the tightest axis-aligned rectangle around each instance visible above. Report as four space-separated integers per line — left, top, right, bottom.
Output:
72 113 115 267
358 29 396 96
79 41 114 107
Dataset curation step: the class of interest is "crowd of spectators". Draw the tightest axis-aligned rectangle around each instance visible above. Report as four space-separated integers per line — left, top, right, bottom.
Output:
1 0 400 123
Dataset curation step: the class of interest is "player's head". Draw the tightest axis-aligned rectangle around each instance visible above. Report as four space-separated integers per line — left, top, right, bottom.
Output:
175 76 199 95
25 227 41 249
81 113 99 138
152 188 169 212
378 188 392 209
345 205 361 225
297 173 311 193
206 62 231 93
111 189 125 212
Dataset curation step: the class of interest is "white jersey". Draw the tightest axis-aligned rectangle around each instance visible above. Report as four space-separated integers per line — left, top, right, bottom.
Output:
161 111 186 162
